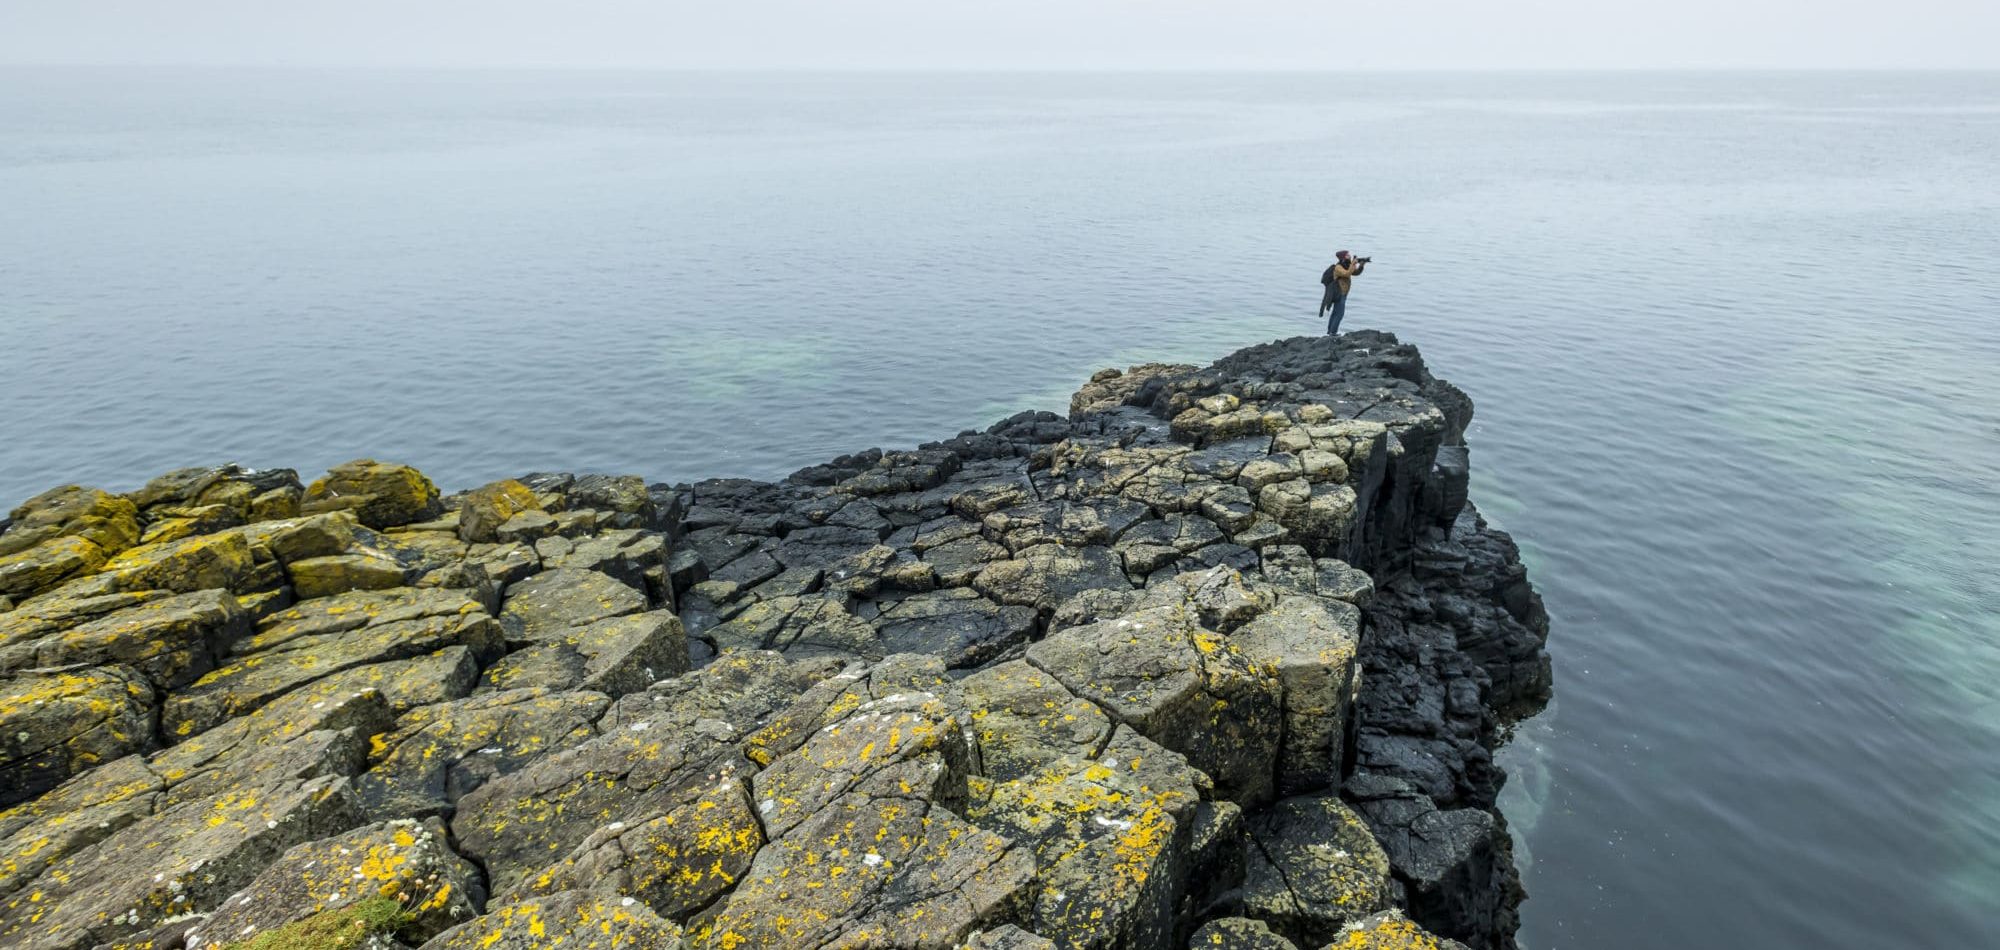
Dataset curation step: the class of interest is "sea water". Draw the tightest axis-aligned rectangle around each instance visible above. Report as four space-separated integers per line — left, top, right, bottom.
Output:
3 68 1997 948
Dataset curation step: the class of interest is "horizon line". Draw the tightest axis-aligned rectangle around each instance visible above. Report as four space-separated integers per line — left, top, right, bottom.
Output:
5 63 1999 74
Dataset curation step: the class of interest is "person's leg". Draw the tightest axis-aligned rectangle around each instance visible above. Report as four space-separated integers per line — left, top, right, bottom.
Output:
1327 293 1347 334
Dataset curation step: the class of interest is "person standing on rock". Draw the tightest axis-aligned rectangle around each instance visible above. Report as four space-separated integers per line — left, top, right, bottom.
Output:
1319 250 1368 335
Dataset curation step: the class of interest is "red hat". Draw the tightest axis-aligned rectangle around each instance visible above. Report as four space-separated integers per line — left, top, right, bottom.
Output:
1336 250 1352 260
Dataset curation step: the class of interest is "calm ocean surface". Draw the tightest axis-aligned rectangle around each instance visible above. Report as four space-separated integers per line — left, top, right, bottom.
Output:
3 69 1997 947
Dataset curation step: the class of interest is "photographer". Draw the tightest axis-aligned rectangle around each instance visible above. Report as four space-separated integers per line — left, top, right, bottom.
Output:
1318 250 1371 335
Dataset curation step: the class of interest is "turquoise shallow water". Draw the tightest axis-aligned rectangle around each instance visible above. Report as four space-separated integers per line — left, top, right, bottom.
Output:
3 68 1998 947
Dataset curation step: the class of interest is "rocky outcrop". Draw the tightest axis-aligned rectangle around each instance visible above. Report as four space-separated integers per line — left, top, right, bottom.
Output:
0 331 1549 950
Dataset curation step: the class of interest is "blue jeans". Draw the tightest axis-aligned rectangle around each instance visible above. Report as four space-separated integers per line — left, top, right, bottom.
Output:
1321 287 1347 334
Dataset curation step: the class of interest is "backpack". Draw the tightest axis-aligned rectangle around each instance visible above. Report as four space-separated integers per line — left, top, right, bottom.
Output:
1321 264 1340 286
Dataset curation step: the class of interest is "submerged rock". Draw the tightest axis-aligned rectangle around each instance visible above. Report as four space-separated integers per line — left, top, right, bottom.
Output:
0 332 1547 950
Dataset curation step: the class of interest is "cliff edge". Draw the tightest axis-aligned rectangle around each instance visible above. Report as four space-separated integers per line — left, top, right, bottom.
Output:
0 331 1550 950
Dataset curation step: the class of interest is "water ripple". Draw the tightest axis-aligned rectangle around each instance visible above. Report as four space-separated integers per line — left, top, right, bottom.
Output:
2 69 1998 949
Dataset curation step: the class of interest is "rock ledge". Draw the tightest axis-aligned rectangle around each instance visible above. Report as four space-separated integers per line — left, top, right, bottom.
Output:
0 331 1549 950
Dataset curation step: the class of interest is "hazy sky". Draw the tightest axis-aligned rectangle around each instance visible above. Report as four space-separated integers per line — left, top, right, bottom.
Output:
4 0 1997 70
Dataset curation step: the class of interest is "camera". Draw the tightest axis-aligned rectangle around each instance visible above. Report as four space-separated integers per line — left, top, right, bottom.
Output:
1356 256 1373 264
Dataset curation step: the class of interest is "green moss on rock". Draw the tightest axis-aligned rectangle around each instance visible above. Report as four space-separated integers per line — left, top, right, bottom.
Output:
216 895 411 950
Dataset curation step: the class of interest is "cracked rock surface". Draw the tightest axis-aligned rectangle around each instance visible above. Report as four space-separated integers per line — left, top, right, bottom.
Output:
0 332 1548 950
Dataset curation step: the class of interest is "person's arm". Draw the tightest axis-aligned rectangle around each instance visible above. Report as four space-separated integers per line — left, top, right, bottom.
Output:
1334 264 1357 279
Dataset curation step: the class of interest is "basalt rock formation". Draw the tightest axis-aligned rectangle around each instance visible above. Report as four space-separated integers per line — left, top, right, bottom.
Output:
0 331 1549 950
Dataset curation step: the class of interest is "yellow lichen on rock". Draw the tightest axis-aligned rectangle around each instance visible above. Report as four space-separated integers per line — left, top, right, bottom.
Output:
304 460 442 530
1330 909 1472 950
458 480 543 544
